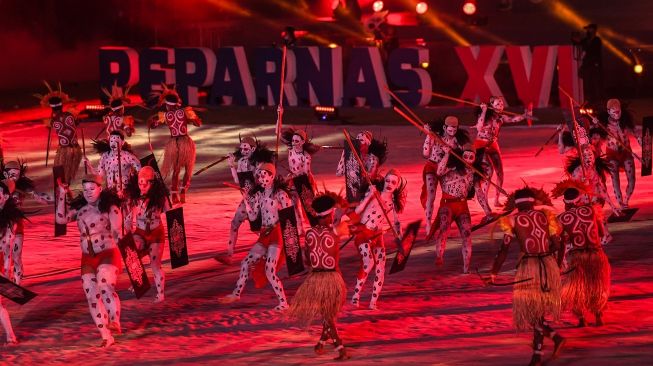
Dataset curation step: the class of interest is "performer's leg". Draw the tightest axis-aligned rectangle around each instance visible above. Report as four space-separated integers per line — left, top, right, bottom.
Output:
12 234 23 285
433 206 453 265
326 318 350 360
265 244 288 310
225 201 248 258
149 241 166 302
624 158 636 207
369 245 386 309
292 192 305 236
0 299 17 344
229 243 266 299
96 264 121 333
352 241 374 307
1 237 11 280
609 160 624 206
171 166 181 204
541 317 565 358
455 212 473 274
488 148 504 206
181 162 192 203
530 323 545 366
424 174 437 235
81 272 113 345
315 320 331 354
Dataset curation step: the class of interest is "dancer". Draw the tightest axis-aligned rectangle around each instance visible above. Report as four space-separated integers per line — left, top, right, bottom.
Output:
2 160 53 285
0 179 24 345
216 137 276 264
552 179 610 327
35 82 82 183
125 166 170 303
150 85 202 204
595 98 640 208
84 130 141 194
56 174 124 347
475 97 529 207
336 131 387 202
428 144 476 273
101 84 135 138
349 169 405 310
490 186 565 366
289 192 350 361
421 116 471 234
219 163 292 310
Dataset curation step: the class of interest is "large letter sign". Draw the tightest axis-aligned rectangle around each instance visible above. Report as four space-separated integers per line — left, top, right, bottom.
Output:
344 47 390 108
98 47 139 103
506 46 558 108
255 47 297 106
174 48 216 106
388 47 432 107
139 47 175 103
293 47 343 106
209 47 256 106
456 46 504 104
556 45 583 109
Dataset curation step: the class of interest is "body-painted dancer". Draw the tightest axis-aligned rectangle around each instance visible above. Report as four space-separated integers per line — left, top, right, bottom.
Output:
490 186 565 366
289 193 350 361
219 163 292 310
336 131 387 202
101 84 135 138
56 174 124 347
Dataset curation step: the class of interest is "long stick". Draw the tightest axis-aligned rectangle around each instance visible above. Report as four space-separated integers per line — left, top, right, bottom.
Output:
80 127 88 174
558 87 642 162
567 95 589 181
392 106 508 196
193 155 228 176
423 90 537 119
343 129 401 241
274 45 288 164
45 125 52 167
534 128 561 157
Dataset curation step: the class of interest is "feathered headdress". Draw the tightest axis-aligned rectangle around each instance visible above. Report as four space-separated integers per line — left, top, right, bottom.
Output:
368 137 388 166
550 178 592 201
101 82 133 110
33 81 73 108
502 183 553 212
152 84 182 108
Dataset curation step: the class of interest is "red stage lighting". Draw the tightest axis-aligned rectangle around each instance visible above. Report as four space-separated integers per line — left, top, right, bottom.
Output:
463 0 477 16
416 2 428 15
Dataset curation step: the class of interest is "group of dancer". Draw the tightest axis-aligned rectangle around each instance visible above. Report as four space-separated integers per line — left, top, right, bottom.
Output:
0 85 643 365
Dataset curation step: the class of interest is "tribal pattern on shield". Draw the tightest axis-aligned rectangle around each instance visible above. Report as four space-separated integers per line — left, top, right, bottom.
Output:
170 219 185 257
125 247 144 286
283 219 300 262
345 156 361 199
643 129 651 169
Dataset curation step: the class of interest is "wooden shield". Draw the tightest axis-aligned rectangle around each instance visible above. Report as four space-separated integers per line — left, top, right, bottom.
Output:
389 220 421 275
53 165 67 237
343 134 363 203
0 276 37 305
642 116 652 177
608 207 639 223
238 171 262 231
279 206 304 276
140 153 161 173
293 174 318 226
118 233 151 299
166 206 189 269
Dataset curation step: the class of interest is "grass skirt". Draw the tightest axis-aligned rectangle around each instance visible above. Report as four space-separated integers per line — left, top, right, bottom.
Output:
562 249 610 315
289 271 346 328
513 255 561 331
161 135 196 180
54 145 82 182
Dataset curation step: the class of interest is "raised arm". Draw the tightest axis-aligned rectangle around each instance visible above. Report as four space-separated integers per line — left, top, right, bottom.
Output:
55 184 77 224
336 151 345 177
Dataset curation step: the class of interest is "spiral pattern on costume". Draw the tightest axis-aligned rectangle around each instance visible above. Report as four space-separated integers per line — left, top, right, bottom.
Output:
516 214 536 252
320 235 336 269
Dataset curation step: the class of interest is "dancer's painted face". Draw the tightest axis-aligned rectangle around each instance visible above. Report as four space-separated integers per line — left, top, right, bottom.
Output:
581 145 595 167
240 143 253 158
256 169 274 188
590 133 602 147
292 135 304 148
83 182 102 204
3 168 20 181
608 107 621 120
463 150 476 164
139 178 152 195
109 135 124 151
444 123 458 137
356 133 371 146
384 174 399 192
0 188 8 207
490 97 505 112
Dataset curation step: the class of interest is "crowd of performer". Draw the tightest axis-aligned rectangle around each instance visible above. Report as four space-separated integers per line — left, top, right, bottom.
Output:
0 83 646 365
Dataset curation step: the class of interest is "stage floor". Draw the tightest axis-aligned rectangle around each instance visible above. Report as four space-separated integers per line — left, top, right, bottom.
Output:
1 112 652 365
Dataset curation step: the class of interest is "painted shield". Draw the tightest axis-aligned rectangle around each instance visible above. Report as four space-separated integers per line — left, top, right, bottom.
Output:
0 276 37 305
53 165 67 237
166 206 189 268
389 220 421 274
118 232 151 299
293 174 318 226
279 205 305 276
238 171 262 231
642 116 652 177
343 135 363 203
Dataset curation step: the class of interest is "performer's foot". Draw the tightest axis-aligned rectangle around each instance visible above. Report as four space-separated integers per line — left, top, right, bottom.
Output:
577 317 586 327
551 334 566 359
435 257 444 266
462 268 470 275
171 192 180 205
334 346 351 361
350 297 360 308
274 303 289 311
494 198 502 208
595 312 604 326
180 188 187 203
108 322 122 335
5 337 18 346
368 302 377 310
100 336 115 348
154 293 165 303
314 341 326 355
214 254 233 265
219 294 240 304
527 354 542 366
601 233 613 246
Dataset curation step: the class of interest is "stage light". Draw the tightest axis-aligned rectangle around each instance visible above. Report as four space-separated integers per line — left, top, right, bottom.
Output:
416 2 428 15
328 43 338 48
314 105 339 121
634 64 644 74
463 1 477 15
373 1 384 12
421 61 429 68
